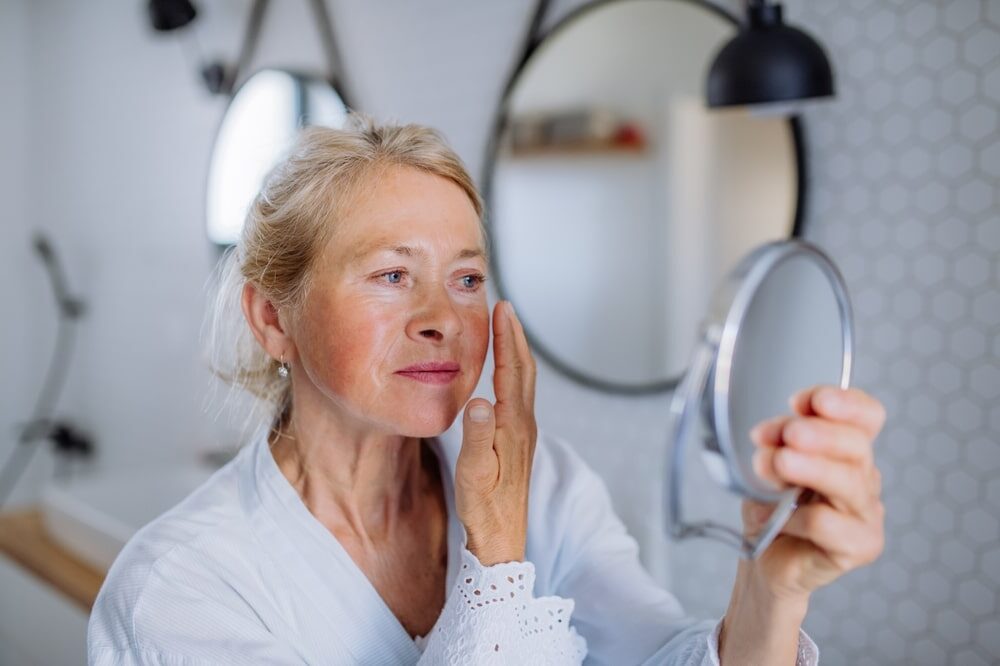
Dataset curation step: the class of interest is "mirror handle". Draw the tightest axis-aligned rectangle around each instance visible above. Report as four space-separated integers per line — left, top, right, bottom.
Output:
665 337 805 560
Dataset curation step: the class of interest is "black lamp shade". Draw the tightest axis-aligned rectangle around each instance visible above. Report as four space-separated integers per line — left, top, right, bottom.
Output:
707 3 834 108
148 0 198 32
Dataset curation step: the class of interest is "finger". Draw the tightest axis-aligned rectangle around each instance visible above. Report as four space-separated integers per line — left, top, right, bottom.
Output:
781 502 884 567
492 301 523 409
752 447 793 490
749 415 794 449
789 386 821 416
505 302 536 407
792 386 887 439
771 448 874 518
781 417 875 466
460 398 497 461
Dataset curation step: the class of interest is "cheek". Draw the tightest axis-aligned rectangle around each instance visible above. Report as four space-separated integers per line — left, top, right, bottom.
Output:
301 295 399 390
466 308 490 365
456 306 490 396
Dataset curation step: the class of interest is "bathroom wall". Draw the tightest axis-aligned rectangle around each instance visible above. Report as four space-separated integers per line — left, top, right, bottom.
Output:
528 3 1000 663
777 2 999 663
1 0 997 664
0 2 31 504
0 0 57 511
0 0 349 491
665 2 1000 664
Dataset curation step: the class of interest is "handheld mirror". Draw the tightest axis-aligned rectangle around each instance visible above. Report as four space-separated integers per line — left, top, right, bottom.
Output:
666 239 854 559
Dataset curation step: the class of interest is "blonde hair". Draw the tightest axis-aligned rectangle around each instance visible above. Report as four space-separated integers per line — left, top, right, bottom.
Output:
202 112 484 443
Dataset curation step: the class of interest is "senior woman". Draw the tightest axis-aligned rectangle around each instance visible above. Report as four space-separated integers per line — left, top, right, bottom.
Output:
88 114 886 665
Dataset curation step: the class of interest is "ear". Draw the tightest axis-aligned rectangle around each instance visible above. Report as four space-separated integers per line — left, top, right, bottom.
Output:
241 282 296 363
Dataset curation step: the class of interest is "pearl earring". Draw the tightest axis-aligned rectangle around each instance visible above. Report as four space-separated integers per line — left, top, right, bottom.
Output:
277 353 290 379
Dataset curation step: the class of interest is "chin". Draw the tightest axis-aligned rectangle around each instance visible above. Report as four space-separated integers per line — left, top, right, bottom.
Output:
392 403 461 439
399 418 455 439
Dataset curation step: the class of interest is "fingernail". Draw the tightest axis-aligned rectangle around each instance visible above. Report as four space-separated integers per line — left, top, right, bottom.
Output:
506 301 516 319
469 404 490 422
819 388 843 412
750 423 764 442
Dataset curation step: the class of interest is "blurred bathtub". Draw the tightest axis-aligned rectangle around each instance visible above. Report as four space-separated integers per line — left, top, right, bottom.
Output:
40 466 215 572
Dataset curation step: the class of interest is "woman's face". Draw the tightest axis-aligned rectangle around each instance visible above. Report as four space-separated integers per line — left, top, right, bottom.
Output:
290 165 490 438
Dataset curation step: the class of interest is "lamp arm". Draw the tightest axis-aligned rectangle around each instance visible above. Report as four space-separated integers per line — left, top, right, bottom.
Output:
224 0 270 95
307 0 347 94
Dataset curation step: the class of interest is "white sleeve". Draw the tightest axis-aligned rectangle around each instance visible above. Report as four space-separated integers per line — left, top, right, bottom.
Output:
88 558 308 665
549 438 819 666
416 547 587 665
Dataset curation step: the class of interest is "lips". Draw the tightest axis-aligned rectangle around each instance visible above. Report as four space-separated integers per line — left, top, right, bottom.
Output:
396 361 461 385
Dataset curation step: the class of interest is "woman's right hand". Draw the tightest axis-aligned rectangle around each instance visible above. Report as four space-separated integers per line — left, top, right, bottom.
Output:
455 300 538 566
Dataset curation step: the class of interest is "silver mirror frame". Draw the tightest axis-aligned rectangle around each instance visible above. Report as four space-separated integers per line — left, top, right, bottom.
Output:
666 239 854 559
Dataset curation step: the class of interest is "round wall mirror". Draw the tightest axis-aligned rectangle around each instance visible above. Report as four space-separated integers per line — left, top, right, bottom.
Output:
206 68 349 246
484 0 804 393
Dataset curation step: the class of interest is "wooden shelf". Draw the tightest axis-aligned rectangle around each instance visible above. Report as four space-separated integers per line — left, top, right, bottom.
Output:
508 140 647 157
0 508 105 611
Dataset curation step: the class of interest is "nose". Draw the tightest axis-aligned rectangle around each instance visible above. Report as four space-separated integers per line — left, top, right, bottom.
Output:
406 284 463 343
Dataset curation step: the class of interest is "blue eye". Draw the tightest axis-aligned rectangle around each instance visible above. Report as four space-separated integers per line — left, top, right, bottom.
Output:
461 274 486 290
374 270 407 287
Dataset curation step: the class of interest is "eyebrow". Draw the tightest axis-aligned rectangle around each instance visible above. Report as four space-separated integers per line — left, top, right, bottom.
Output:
349 242 486 264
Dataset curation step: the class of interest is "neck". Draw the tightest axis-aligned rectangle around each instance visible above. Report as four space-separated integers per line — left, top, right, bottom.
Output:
269 390 435 544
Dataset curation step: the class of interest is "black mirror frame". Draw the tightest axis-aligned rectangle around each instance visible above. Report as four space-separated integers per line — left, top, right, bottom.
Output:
481 0 809 395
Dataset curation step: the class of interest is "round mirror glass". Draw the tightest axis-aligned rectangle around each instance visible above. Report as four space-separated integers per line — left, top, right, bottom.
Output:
721 252 848 501
486 0 800 391
668 240 853 558
207 69 349 246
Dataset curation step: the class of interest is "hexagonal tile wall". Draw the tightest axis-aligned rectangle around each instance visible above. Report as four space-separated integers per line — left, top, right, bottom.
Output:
531 0 996 662
669 0 1000 663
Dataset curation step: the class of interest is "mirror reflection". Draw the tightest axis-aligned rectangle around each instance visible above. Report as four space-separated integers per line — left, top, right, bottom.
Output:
725 253 847 499
487 0 799 391
206 69 349 246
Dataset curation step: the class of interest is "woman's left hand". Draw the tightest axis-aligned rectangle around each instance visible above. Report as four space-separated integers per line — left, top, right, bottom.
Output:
744 385 887 604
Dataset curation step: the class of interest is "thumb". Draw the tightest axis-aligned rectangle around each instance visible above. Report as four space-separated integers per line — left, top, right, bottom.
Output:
461 398 496 458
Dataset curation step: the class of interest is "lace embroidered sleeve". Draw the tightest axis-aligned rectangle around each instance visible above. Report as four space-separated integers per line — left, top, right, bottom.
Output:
415 547 587 665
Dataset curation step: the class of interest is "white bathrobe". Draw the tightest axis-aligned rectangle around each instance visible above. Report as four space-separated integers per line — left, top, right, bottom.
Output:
87 422 818 665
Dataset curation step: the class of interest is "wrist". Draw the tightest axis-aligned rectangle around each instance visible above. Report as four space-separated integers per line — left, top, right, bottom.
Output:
733 559 810 620
719 562 809 664
465 530 525 566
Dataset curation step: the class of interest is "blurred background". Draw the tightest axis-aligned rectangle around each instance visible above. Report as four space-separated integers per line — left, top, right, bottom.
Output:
0 0 998 664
